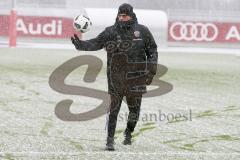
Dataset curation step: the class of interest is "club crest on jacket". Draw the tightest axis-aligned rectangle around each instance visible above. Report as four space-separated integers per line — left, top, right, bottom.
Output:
134 31 140 38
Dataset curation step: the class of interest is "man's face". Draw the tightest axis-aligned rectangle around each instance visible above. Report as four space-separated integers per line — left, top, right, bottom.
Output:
118 14 132 22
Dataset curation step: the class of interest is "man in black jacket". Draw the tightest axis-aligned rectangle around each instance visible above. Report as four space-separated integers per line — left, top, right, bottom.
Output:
71 3 158 151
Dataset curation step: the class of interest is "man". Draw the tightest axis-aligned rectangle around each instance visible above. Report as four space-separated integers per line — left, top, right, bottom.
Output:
71 3 158 151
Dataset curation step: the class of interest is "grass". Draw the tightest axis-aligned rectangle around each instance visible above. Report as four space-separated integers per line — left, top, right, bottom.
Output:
40 122 53 136
0 48 240 158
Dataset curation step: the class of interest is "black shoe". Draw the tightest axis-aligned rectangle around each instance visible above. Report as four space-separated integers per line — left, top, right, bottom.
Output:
105 137 115 151
123 129 132 145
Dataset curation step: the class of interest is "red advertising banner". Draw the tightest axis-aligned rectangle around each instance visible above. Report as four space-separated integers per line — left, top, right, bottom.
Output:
0 15 79 38
168 21 240 43
0 15 9 36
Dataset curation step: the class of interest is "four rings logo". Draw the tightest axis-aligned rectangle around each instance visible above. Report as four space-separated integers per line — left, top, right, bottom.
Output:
169 22 219 42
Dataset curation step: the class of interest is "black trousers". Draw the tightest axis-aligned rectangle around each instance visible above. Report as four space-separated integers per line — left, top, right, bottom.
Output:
107 93 142 138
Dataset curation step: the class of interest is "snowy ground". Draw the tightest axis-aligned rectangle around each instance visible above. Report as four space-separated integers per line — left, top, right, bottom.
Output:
0 48 240 159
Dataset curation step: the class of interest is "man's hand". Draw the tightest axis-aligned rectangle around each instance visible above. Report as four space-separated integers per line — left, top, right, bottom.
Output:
145 73 154 85
71 34 82 50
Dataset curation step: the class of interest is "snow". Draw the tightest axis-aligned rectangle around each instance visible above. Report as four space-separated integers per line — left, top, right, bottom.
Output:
0 48 239 159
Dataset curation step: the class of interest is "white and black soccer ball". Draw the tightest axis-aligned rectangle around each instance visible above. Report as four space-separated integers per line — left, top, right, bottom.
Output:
73 14 92 33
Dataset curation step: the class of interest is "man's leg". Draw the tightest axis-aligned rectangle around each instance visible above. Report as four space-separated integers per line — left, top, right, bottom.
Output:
106 94 123 150
123 94 142 145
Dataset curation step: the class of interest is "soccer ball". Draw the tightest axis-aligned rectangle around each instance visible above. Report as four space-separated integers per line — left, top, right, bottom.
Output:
73 14 92 33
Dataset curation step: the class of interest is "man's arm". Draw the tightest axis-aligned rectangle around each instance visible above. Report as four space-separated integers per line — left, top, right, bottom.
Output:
143 27 158 84
71 29 108 51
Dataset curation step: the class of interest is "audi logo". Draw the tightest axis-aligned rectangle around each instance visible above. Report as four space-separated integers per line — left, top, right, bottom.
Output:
169 22 219 42
105 40 132 53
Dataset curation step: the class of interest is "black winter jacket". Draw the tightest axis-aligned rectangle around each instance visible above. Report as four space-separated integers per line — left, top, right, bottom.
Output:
74 14 158 95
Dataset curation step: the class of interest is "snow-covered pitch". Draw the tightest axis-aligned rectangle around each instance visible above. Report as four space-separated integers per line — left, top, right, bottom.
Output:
0 48 239 159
